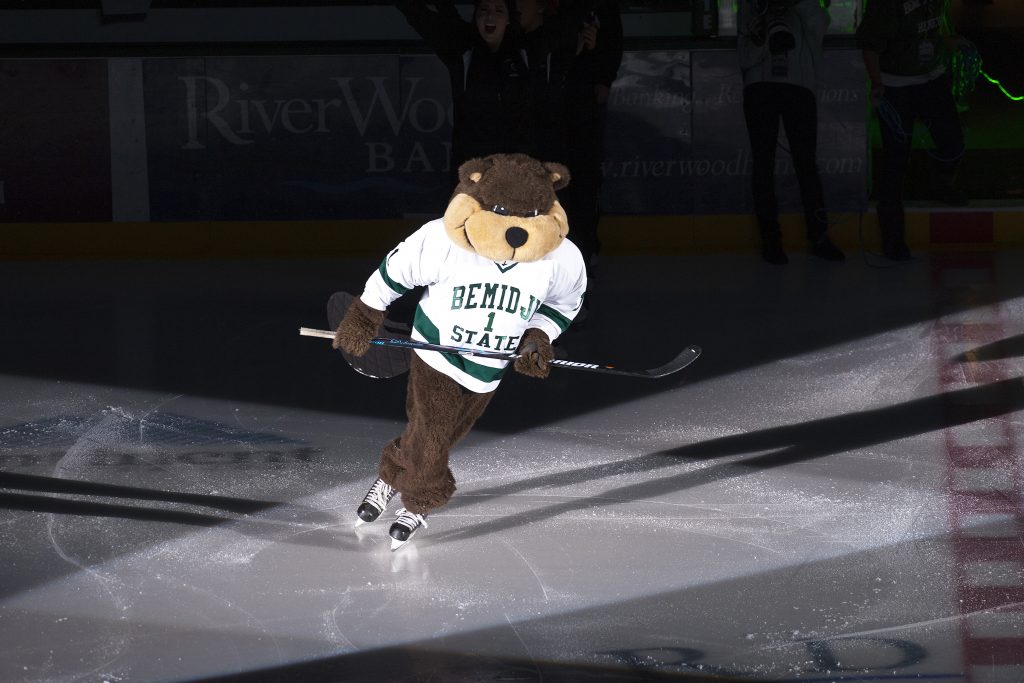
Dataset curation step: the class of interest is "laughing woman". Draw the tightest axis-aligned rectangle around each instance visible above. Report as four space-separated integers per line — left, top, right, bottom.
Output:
396 0 535 181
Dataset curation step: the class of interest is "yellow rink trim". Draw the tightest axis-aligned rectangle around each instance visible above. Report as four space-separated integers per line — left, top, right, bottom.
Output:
995 212 1024 244
603 210 1024 252
0 220 419 260
1 210 1021 259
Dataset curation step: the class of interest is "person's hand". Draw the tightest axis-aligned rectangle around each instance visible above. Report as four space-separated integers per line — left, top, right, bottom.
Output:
514 328 553 379
333 298 386 357
869 81 885 107
594 83 610 105
577 23 598 54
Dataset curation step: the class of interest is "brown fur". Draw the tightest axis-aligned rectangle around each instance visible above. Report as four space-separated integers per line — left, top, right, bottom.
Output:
333 297 385 356
379 355 494 514
443 153 570 263
514 328 553 378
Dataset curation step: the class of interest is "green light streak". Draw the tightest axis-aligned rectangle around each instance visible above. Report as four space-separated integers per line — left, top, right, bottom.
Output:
981 71 1024 102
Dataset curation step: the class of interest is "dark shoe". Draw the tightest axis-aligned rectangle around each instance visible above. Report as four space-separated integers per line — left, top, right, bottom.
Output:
877 205 910 261
811 235 845 261
761 239 788 265
883 242 911 261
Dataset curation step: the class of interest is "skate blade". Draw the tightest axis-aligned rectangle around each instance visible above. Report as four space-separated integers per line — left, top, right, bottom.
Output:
390 536 412 552
355 512 383 528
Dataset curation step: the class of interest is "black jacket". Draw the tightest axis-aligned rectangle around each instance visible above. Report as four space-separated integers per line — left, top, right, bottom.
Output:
397 0 534 171
521 14 580 163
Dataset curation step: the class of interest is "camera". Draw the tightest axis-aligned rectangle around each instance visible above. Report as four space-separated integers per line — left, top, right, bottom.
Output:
753 0 796 54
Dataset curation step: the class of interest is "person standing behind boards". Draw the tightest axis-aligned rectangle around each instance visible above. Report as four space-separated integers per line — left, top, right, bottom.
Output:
738 0 844 264
857 0 967 261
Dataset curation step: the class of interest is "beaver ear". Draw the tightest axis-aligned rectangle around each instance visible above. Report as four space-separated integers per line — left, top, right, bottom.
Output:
542 162 571 191
458 157 493 185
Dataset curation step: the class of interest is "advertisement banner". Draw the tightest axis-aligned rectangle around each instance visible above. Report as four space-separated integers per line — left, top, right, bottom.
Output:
144 55 453 221
1 49 865 223
602 51 693 215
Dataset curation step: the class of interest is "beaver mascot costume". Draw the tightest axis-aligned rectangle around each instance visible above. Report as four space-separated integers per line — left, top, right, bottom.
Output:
333 153 587 550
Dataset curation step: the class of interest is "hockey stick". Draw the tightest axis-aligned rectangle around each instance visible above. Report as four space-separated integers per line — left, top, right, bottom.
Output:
299 327 700 379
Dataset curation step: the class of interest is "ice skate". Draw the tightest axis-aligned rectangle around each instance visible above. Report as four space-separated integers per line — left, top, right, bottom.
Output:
355 478 396 526
389 508 428 551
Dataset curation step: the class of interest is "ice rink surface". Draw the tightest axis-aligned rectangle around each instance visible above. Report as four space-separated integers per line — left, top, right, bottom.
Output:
1 247 1023 682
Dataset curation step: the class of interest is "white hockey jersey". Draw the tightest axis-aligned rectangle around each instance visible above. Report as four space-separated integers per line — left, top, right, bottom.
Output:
359 218 587 393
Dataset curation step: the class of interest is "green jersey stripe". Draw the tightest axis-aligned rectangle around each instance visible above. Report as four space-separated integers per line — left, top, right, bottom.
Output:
536 303 573 332
378 258 409 295
413 306 508 384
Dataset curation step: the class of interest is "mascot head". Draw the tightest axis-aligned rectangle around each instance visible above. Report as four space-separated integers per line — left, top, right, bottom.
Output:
443 153 571 263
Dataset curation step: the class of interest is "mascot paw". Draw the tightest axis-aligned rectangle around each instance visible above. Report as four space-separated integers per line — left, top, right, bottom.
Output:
334 298 386 357
514 328 553 379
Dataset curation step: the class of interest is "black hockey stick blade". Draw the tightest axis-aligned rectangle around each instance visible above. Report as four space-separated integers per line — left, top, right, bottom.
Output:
578 344 702 379
610 348 700 378
300 328 701 379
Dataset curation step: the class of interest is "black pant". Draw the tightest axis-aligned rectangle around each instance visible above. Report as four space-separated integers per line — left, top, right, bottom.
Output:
742 82 827 242
876 71 964 211
562 93 607 273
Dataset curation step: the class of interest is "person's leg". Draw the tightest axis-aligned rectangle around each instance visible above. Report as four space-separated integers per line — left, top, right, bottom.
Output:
561 166 600 275
379 354 494 515
563 95 602 278
919 72 966 204
875 84 916 259
743 82 785 263
779 84 841 260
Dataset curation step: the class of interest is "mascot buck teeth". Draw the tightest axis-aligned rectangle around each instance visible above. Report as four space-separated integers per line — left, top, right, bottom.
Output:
333 153 587 550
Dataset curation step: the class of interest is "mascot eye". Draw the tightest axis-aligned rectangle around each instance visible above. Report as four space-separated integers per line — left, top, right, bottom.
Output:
491 205 541 218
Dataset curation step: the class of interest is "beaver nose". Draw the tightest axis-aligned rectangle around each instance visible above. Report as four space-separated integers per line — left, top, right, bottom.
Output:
505 226 528 249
